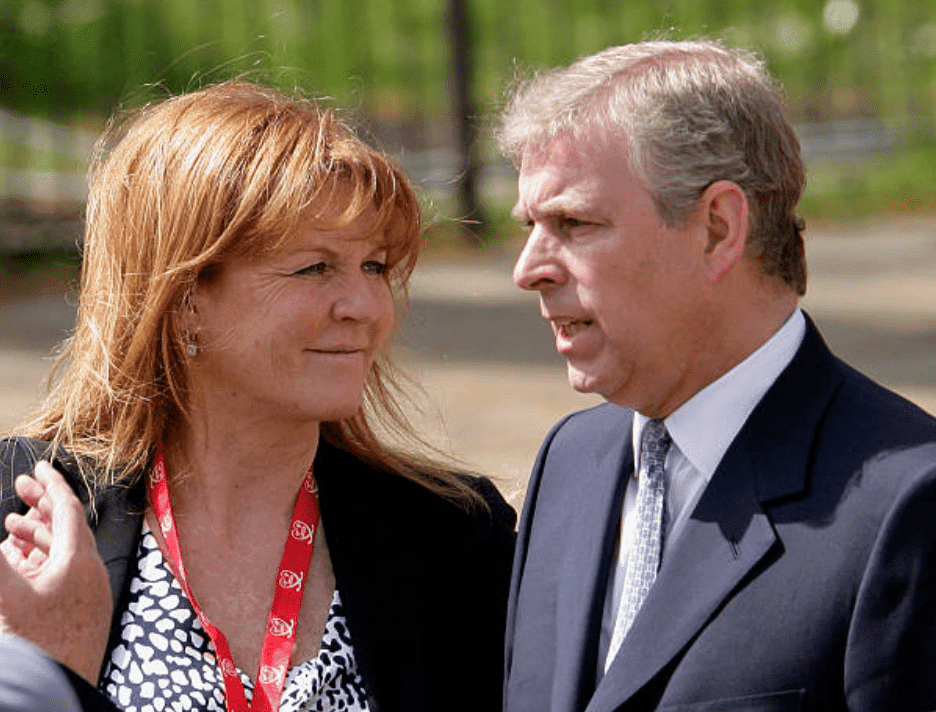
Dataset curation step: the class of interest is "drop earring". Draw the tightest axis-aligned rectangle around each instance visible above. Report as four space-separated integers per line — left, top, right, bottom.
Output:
183 330 198 357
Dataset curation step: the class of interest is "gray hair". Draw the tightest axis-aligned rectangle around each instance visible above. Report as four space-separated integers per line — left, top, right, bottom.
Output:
497 39 807 295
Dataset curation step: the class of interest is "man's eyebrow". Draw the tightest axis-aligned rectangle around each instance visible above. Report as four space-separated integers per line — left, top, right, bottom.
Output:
515 196 591 223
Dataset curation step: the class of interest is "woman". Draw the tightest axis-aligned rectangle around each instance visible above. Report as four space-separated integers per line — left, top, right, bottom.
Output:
0 82 515 712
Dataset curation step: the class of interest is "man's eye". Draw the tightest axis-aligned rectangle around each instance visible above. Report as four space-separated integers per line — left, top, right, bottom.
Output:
362 260 388 276
561 217 588 230
296 262 329 276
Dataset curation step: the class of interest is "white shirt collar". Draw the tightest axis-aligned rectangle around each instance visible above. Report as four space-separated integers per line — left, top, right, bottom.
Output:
633 308 806 479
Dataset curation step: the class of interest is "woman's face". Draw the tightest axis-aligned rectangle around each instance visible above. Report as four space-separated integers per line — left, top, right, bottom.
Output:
187 205 395 430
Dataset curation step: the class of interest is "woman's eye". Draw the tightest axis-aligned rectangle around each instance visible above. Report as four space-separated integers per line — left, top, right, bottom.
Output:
296 261 329 277
362 260 388 276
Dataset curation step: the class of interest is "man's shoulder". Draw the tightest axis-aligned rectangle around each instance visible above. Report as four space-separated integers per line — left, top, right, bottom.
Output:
537 401 634 459
763 314 936 448
828 356 936 441
551 400 630 431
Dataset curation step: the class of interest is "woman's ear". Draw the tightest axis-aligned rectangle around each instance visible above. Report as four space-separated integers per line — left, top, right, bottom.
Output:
174 282 200 344
180 282 198 317
699 180 749 283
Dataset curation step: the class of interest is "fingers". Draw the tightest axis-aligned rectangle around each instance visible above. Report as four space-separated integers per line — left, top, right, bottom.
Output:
0 530 33 591
0 536 23 576
6 461 88 572
13 472 47 511
4 511 53 555
8 468 53 557
33 461 93 568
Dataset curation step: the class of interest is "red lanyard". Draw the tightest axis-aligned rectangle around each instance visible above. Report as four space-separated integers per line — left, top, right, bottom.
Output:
148 449 319 712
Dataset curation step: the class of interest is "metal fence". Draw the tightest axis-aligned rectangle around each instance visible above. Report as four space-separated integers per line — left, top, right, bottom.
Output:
1 0 935 245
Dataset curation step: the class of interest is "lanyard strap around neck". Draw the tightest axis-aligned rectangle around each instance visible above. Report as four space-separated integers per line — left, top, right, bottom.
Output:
148 449 319 712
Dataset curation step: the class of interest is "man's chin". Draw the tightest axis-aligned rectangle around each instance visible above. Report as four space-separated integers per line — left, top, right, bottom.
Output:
566 365 602 396
567 364 638 408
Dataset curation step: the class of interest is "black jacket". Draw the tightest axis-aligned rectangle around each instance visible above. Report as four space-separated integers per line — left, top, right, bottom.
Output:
1 437 516 712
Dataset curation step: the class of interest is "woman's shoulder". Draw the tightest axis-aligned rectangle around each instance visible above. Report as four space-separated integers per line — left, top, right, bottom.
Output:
1 436 91 491
450 472 517 533
0 436 146 528
0 436 60 473
0 437 78 530
315 440 516 537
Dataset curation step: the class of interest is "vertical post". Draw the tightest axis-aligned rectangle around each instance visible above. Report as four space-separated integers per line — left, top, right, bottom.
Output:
447 0 486 245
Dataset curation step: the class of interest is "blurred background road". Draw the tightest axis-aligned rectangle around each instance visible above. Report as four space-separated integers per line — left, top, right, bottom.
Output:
4 213 935 508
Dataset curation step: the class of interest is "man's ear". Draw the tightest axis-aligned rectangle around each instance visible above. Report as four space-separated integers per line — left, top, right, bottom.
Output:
699 180 749 283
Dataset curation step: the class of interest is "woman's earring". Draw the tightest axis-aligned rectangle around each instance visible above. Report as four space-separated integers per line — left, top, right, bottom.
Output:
183 330 198 357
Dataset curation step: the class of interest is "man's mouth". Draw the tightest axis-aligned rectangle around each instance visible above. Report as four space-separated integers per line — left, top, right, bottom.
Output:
552 318 594 337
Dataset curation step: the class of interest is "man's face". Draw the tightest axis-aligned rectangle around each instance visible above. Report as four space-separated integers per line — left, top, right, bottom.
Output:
512 136 713 418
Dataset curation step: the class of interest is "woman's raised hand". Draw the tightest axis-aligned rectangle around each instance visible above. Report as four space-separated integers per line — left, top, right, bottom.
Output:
0 461 112 684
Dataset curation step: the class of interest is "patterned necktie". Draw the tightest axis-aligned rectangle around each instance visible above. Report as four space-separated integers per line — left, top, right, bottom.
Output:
604 418 672 672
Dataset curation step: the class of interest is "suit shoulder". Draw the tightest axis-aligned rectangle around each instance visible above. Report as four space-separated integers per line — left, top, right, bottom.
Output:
831 359 936 442
542 401 633 452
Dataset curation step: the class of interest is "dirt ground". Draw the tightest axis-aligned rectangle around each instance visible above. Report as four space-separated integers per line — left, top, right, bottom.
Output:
3 213 936 510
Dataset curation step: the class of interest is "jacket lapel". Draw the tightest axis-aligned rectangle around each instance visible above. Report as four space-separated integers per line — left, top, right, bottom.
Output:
314 442 420 711
587 315 842 712
554 420 635 711
588 442 777 712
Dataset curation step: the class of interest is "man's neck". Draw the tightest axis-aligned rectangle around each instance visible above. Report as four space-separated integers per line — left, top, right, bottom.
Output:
642 289 800 420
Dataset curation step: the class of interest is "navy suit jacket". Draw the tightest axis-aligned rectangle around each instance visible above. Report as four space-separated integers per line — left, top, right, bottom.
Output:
0 438 515 712
504 317 936 712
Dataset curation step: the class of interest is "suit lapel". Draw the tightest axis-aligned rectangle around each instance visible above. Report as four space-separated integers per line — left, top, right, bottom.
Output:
554 421 635 710
588 442 777 712
586 315 842 712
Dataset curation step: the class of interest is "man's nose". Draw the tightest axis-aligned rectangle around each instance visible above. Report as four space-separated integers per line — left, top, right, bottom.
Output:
513 228 564 291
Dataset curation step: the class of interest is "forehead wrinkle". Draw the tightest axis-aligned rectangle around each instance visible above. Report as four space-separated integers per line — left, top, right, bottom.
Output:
518 176 597 222
518 144 603 217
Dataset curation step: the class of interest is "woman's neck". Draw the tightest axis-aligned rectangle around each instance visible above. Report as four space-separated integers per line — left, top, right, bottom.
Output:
161 415 321 539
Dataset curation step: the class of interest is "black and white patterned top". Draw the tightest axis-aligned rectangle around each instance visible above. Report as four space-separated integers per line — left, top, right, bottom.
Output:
99 525 372 712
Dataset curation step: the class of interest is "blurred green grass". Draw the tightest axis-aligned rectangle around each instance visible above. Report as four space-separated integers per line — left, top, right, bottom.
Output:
0 137 86 173
800 141 936 219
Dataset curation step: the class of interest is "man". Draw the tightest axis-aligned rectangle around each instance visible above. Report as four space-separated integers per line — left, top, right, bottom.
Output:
498 39 936 711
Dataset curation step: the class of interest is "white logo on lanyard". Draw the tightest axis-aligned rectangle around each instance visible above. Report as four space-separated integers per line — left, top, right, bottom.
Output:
290 520 315 544
278 570 304 591
268 617 296 638
258 665 286 685
151 460 166 482
159 512 173 535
